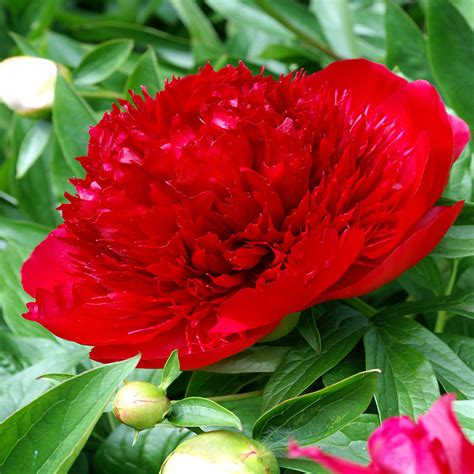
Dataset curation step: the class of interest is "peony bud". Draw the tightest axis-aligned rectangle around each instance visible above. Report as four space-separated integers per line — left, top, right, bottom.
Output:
113 381 171 430
0 56 58 116
260 312 300 342
160 430 280 474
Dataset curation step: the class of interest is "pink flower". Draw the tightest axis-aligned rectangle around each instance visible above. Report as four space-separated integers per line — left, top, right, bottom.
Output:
289 394 474 474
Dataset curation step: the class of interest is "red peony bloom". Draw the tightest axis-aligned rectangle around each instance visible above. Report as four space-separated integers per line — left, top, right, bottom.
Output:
289 394 474 474
21 60 469 369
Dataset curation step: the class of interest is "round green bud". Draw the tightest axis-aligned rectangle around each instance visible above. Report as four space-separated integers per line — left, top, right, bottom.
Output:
113 381 171 430
260 312 300 342
160 430 280 474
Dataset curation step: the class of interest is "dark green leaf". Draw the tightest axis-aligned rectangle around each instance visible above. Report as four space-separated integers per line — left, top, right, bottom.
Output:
9 32 39 56
253 370 379 453
278 414 378 472
0 356 139 473
53 73 95 177
125 46 164 97
428 0 474 127
169 397 243 430
186 372 260 398
385 0 434 81
297 308 322 354
74 39 134 86
322 352 365 387
262 306 368 411
433 226 474 258
93 425 192 474
439 334 474 370
372 315 474 399
203 346 289 374
364 326 439 419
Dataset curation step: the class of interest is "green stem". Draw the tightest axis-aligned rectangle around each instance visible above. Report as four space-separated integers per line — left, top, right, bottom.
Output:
81 89 122 100
345 297 377 318
254 0 342 60
435 258 459 333
208 390 262 403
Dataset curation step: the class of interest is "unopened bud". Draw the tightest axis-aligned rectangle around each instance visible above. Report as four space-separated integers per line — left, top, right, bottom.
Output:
0 56 58 116
160 430 279 474
113 381 171 430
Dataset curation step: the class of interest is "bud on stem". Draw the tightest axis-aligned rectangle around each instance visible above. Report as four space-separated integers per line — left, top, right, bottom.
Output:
113 381 171 430
160 430 279 474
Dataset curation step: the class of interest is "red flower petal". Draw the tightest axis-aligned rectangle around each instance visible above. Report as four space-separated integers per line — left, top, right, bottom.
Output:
317 203 463 302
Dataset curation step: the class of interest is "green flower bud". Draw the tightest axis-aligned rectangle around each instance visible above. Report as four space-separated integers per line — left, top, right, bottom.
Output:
113 381 171 430
160 430 280 474
260 312 300 342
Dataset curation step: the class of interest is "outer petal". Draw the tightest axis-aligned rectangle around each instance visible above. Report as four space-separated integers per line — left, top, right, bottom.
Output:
309 59 407 106
316 203 463 302
419 394 474 474
448 114 470 160
89 321 278 370
288 443 372 474
21 225 76 297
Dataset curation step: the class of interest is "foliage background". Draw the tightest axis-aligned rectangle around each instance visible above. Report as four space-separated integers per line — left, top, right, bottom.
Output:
0 0 473 473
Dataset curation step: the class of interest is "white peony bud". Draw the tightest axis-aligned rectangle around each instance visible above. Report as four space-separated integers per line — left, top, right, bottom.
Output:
0 56 58 116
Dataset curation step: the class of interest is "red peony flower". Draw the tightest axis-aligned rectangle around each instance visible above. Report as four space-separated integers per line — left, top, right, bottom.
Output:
289 394 474 474
21 60 469 369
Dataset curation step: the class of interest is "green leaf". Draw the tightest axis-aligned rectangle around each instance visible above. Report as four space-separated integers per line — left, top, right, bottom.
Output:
454 400 474 442
439 334 474 370
385 0 434 81
221 396 262 437
170 0 224 61
278 414 379 472
0 356 139 473
16 122 52 178
262 306 368 411
309 0 358 58
70 20 192 69
74 39 134 86
444 143 473 202
433 226 474 258
297 308 321 354
0 216 49 247
322 352 365 387
37 373 75 384
93 424 192 474
160 349 181 391
427 0 474 128
372 315 474 399
397 256 444 299
0 348 87 421
9 32 39 56
53 73 95 177
168 397 243 430
375 293 474 320
253 370 379 453
203 346 289 374
0 242 54 338
186 372 260 398
124 46 164 97
364 326 440 420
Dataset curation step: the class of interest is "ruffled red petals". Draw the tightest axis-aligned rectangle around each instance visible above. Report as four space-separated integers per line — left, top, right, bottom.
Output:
21 60 469 368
